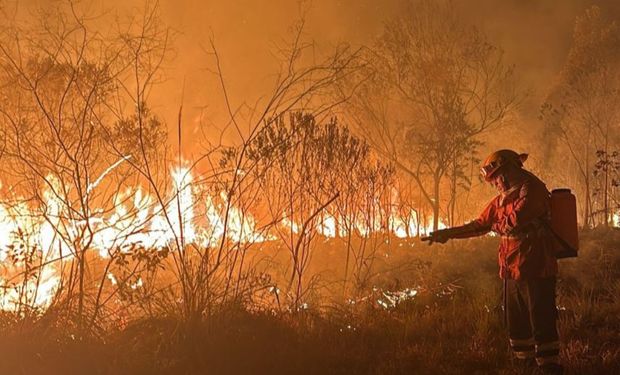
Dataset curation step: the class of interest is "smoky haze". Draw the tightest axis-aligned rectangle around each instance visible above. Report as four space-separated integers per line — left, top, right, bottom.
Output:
6 0 620 154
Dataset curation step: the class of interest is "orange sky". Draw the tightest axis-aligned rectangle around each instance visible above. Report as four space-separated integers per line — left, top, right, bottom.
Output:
151 0 401 155
10 0 620 157
142 0 616 154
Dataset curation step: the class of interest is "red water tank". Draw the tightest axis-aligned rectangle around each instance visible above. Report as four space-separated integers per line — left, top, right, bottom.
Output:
550 188 579 258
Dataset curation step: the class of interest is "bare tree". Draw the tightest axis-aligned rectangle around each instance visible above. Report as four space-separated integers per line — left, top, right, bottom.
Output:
0 1 171 329
245 112 393 305
541 6 620 228
105 15 367 319
343 0 518 230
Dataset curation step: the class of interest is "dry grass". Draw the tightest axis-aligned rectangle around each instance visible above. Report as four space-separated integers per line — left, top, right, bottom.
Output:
0 229 618 375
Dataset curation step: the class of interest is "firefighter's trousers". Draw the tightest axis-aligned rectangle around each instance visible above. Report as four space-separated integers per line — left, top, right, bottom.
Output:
506 277 560 366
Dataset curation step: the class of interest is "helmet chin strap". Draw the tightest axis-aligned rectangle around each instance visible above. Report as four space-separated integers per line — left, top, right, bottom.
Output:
498 173 528 207
496 174 510 192
497 175 521 205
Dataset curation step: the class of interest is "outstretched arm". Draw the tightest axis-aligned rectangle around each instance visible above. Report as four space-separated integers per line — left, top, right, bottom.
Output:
422 199 496 245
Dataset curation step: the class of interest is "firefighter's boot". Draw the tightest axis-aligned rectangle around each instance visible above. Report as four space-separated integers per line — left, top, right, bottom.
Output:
539 363 564 375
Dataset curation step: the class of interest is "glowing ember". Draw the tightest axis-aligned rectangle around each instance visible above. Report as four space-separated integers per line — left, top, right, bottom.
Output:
377 287 419 309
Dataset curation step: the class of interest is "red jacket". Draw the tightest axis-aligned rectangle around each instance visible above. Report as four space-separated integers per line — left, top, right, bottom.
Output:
458 171 558 280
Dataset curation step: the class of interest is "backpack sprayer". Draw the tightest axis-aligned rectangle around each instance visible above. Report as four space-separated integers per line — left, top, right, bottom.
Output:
549 188 578 258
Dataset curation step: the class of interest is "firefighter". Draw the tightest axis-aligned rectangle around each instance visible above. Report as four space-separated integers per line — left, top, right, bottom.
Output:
422 149 563 375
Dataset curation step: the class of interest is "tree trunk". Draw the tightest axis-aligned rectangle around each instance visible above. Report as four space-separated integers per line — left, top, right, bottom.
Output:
432 172 441 231
603 143 610 227
583 180 591 229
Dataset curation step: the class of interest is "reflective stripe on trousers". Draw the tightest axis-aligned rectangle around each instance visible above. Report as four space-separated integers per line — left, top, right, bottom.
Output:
535 340 560 365
509 337 535 359
506 277 560 365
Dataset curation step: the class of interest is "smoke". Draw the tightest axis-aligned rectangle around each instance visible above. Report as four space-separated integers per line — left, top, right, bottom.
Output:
7 0 620 157
452 0 620 171
154 0 620 159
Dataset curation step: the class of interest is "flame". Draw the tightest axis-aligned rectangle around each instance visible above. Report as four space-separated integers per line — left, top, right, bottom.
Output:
317 213 337 238
0 165 449 313
281 214 300 234
312 206 444 239
0 188 61 312
0 266 60 312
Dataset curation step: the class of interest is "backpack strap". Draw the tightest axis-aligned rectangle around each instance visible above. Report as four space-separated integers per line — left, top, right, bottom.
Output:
541 220 578 258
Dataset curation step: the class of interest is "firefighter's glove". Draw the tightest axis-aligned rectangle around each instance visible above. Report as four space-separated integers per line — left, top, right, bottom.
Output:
421 229 452 245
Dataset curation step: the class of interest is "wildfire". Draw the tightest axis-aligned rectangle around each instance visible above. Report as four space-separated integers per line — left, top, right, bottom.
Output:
0 165 445 313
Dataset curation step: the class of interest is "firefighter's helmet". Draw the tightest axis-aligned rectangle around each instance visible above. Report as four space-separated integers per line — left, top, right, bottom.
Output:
480 149 528 181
